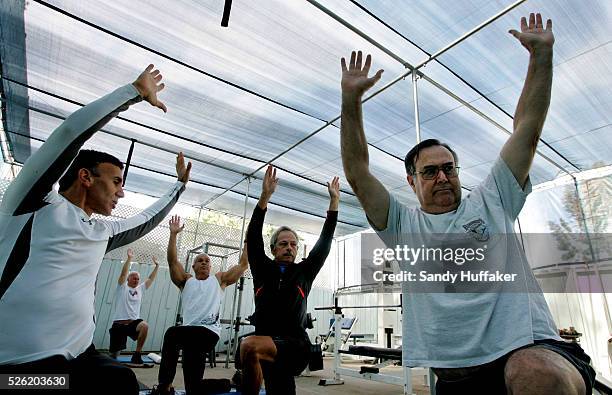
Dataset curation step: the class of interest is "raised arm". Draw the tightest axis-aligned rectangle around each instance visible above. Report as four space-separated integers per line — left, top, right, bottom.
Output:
340 51 390 230
144 256 160 289
304 177 339 278
167 215 190 289
219 242 249 288
117 248 134 285
0 65 166 216
246 166 277 273
501 13 555 188
105 152 191 252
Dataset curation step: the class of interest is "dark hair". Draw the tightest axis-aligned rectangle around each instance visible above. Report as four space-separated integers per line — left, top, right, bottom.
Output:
58 150 123 192
404 139 458 176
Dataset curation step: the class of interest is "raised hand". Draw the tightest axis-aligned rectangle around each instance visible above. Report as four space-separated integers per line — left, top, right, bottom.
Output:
327 176 340 202
127 248 133 259
176 152 192 184
262 165 278 199
132 64 168 113
152 256 159 267
509 13 554 53
169 214 184 235
327 176 340 211
341 51 384 99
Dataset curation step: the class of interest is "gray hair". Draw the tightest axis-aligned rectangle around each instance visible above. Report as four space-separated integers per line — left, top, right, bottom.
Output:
269 226 299 251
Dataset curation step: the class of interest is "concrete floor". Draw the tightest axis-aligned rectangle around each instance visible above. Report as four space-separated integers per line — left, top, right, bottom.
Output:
133 355 432 395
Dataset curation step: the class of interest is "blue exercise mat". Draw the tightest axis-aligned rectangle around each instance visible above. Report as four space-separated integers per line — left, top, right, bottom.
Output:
116 355 156 364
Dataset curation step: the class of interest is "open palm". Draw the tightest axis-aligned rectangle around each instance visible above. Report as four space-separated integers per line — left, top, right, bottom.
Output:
169 214 184 234
509 13 554 52
341 51 383 98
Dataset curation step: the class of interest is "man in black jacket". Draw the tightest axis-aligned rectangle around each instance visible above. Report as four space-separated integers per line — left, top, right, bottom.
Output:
240 165 339 395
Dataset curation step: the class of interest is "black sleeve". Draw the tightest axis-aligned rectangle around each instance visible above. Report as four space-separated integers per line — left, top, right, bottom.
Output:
105 182 185 252
302 210 337 281
246 205 274 280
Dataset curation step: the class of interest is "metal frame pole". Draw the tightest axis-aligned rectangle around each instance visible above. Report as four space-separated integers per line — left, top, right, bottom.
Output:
412 72 421 144
224 176 251 368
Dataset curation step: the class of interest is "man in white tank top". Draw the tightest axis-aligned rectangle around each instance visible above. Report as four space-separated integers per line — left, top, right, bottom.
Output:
108 249 159 364
150 215 249 395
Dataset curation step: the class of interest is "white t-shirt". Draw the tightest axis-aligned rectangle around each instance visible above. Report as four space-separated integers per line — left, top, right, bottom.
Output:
181 276 223 336
376 157 560 368
113 283 146 321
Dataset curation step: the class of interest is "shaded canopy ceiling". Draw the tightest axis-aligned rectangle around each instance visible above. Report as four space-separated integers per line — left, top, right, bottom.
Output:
1 0 610 236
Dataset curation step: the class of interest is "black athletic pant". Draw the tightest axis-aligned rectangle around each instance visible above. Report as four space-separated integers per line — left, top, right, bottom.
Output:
261 361 296 395
158 325 219 395
0 344 138 394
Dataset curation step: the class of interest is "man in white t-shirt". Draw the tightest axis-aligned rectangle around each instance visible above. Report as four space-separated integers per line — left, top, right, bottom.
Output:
109 249 159 364
150 215 249 395
340 13 594 395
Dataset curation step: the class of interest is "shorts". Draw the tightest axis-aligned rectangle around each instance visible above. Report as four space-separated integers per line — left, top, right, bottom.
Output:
109 319 143 353
433 339 596 395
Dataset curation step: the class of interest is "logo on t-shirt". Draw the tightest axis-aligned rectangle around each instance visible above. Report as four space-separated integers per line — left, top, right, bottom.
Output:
462 218 489 242
129 289 138 297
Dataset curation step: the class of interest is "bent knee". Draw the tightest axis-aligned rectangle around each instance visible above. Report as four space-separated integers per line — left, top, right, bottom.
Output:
240 337 274 361
505 348 585 394
163 325 179 340
240 337 260 358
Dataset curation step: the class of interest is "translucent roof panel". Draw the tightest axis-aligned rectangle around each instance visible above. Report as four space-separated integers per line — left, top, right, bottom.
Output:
36 0 407 121
2 0 611 238
18 2 324 163
353 0 612 171
351 0 517 55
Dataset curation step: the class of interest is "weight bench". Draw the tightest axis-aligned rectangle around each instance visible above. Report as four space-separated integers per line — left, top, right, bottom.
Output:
340 344 402 360
319 315 435 395
320 317 358 353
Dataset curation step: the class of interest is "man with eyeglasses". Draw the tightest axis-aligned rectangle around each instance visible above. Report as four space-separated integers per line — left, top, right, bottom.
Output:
240 166 339 395
339 13 594 395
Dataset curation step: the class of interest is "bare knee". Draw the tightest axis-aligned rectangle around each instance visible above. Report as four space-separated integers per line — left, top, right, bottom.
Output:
240 337 275 365
137 321 149 335
505 348 585 395
240 337 260 363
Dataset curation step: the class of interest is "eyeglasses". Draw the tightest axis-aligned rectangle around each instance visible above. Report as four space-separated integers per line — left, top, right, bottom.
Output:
416 164 460 180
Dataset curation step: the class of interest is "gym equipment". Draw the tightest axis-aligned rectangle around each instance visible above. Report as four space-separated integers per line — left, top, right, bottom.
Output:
319 316 358 353
315 297 435 395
